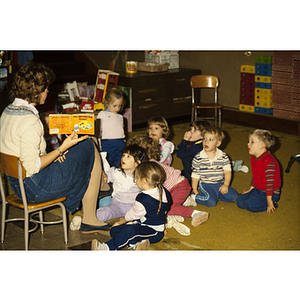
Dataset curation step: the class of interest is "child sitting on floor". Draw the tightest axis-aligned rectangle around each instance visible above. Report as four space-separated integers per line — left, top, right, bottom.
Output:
96 144 148 223
91 161 171 250
236 129 281 213
147 116 174 166
191 125 238 207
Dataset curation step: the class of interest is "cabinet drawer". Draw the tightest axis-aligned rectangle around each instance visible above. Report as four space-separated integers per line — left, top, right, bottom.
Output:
131 77 166 99
132 96 169 123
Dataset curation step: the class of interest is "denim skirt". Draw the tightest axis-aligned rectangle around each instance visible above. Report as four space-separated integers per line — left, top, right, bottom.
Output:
7 138 95 213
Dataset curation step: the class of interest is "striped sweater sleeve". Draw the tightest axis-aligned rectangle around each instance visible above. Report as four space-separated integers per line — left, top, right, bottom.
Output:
265 162 276 196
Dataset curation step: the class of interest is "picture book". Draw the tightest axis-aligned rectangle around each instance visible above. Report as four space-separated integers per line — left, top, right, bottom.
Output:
49 114 95 135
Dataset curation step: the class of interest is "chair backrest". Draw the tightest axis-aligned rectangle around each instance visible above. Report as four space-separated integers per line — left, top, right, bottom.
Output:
0 153 26 180
190 75 219 89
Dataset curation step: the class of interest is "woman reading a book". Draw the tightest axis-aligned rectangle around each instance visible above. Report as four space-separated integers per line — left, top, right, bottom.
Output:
0 62 111 233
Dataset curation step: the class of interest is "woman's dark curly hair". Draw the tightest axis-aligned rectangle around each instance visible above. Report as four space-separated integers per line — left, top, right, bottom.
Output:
9 62 56 104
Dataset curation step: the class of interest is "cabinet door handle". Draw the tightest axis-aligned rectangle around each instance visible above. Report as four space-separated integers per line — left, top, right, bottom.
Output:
139 103 158 109
139 88 158 94
173 96 192 103
176 78 186 82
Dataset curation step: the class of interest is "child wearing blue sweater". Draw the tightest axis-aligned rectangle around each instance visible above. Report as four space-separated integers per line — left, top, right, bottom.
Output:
177 120 210 184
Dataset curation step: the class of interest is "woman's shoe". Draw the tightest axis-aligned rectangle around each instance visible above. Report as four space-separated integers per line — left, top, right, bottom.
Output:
80 222 112 233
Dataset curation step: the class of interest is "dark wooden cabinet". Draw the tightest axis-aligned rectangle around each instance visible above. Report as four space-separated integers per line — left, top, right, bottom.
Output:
117 68 201 126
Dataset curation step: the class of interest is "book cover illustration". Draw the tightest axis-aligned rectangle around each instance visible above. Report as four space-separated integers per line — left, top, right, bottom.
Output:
49 114 95 135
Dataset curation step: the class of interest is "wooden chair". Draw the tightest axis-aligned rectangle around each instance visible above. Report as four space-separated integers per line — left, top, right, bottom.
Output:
190 75 222 126
0 153 68 250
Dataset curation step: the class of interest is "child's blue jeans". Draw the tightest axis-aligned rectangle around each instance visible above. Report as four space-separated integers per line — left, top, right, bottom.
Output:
236 187 280 212
195 182 239 207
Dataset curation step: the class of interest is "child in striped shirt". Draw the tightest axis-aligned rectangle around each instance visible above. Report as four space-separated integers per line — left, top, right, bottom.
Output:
236 129 281 213
191 125 238 207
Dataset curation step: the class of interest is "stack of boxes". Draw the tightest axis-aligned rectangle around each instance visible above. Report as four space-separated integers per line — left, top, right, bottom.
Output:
254 56 273 115
144 51 179 69
239 56 273 115
239 65 255 112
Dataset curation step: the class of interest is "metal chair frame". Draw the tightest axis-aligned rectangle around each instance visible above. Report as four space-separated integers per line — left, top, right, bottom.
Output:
191 75 222 127
0 153 68 250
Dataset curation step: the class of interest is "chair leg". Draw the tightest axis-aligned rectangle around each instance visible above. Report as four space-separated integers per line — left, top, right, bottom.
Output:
1 201 6 243
39 210 44 233
24 213 29 251
61 204 68 244
219 108 222 127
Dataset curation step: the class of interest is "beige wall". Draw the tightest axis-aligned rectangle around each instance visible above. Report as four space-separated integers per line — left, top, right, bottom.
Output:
85 50 273 109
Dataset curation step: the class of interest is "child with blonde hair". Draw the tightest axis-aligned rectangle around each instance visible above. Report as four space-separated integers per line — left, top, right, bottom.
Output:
97 88 125 167
191 125 238 207
147 116 174 166
91 161 171 250
236 129 281 213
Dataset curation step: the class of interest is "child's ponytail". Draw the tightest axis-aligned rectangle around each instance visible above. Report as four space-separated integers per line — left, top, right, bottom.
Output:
156 182 163 215
134 161 166 215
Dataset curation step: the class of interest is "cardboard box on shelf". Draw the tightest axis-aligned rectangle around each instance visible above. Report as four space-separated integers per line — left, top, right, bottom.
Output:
144 51 179 69
138 62 169 72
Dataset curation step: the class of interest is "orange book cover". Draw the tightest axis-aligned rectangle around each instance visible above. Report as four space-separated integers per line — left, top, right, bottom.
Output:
49 114 95 135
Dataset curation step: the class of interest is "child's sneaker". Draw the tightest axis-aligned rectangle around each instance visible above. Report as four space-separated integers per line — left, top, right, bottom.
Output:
191 211 209 227
129 239 150 250
239 165 249 173
182 194 197 207
70 216 82 231
91 239 109 251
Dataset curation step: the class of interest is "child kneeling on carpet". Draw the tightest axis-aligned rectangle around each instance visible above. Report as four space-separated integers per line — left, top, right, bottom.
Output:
191 125 238 207
236 129 281 213
92 161 171 250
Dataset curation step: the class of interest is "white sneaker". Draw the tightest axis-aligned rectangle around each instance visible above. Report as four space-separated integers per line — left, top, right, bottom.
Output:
182 194 197 207
191 211 209 227
239 165 249 173
91 239 109 251
129 239 150 250
70 216 82 231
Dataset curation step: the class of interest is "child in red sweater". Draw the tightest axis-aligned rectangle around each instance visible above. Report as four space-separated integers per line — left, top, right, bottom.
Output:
236 129 281 213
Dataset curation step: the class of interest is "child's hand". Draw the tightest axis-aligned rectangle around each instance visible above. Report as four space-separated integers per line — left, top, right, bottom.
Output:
57 155 66 163
241 186 254 194
266 196 276 214
102 171 107 183
54 150 68 163
183 131 191 141
267 204 276 214
112 217 127 227
192 188 199 195
219 184 229 195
